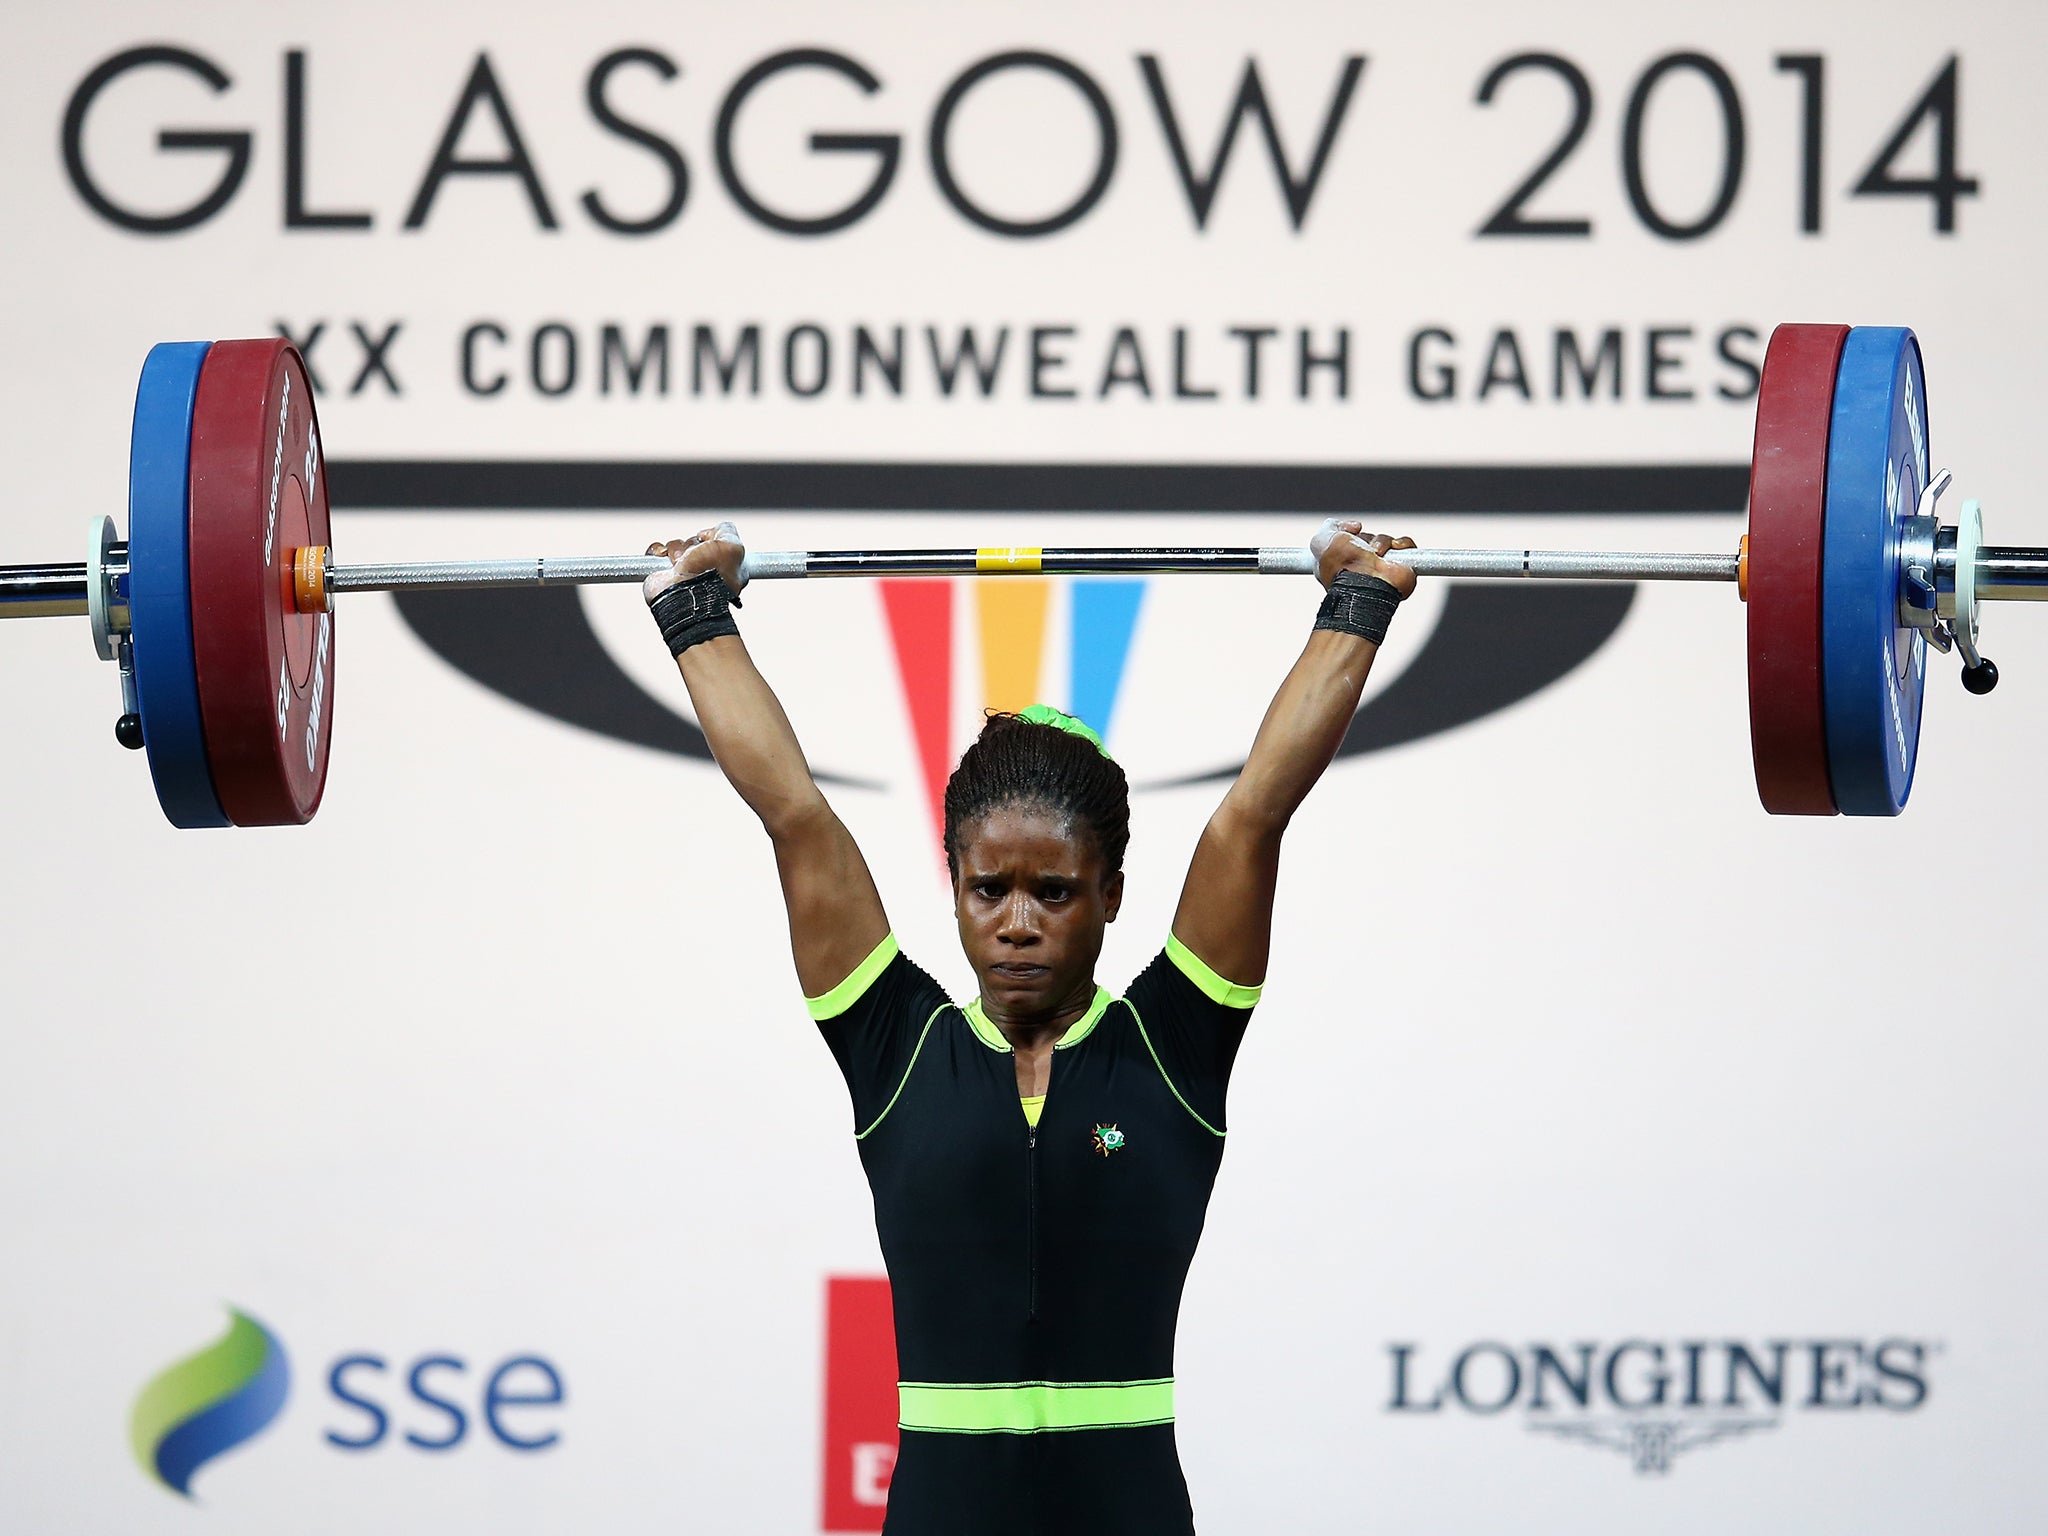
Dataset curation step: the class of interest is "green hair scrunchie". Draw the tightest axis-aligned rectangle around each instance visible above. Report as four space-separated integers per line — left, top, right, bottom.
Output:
1015 703 1111 759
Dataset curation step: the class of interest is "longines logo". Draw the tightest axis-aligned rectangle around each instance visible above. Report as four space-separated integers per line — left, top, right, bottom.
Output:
1386 1338 1934 1475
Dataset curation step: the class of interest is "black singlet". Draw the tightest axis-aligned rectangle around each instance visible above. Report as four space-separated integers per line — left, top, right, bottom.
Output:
809 933 1260 1535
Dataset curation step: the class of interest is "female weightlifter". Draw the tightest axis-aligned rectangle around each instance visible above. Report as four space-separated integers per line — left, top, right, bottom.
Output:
642 520 1416 1535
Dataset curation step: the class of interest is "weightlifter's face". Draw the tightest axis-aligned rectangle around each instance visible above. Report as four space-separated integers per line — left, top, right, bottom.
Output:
953 803 1122 1025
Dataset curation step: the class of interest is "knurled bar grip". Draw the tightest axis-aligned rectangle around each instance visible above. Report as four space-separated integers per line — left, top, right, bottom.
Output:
322 549 1294 590
317 545 1743 596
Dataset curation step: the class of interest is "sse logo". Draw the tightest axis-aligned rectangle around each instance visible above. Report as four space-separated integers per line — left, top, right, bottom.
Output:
132 1305 566 1501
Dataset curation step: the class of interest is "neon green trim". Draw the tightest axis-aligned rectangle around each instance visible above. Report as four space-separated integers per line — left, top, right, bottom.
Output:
964 987 1112 1052
1020 1094 1045 1128
961 997 1011 1052
805 933 901 1021
1127 997 1225 1138
1056 987 1113 1048
854 1003 947 1141
1016 703 1111 758
1166 933 1262 1009
898 1378 1174 1434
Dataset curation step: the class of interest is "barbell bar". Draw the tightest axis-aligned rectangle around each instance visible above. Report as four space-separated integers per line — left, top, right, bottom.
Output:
15 539 2048 612
316 545 1749 590
0 544 1750 616
22 538 2048 603
0 545 1741 611
0 325 2033 827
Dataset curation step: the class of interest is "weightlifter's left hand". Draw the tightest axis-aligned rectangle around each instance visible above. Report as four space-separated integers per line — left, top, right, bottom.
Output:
1311 518 1417 598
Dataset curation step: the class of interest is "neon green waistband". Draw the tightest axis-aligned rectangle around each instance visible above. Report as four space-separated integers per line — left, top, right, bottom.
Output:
897 1379 1174 1435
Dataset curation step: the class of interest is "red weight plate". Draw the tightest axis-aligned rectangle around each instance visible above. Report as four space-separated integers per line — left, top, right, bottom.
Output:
188 340 335 825
1746 324 1847 816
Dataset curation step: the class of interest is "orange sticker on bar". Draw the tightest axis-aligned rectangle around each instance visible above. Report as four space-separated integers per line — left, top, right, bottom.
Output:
976 547 1043 573
293 545 330 613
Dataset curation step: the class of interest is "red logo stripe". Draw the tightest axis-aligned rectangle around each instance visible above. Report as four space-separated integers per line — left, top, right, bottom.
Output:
878 582 954 854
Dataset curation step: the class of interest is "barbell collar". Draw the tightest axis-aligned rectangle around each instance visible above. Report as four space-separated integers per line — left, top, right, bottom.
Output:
87 517 123 661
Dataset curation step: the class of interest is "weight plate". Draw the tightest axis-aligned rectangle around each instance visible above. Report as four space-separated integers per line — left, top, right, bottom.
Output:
1821 327 1930 816
1746 323 1848 816
128 341 230 829
188 340 335 826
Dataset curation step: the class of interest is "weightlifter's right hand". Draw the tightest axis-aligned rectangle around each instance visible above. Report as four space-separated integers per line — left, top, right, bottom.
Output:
644 520 746 604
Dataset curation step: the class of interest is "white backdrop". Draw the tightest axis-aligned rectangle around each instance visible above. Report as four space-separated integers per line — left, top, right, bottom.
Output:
3 2 2045 1532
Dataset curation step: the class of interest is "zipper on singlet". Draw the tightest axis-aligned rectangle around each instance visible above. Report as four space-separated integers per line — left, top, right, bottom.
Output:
1025 1124 1039 1321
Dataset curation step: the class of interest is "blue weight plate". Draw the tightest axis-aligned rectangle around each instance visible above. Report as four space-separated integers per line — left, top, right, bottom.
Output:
129 340 230 828
1821 327 1930 816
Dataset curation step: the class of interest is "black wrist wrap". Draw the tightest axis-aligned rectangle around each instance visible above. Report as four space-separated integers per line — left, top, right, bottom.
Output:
1314 570 1404 646
650 569 741 656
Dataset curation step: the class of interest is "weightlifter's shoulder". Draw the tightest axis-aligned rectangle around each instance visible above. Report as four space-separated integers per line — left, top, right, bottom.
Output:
805 936 954 1128
804 932 952 1032
1124 934 1264 1020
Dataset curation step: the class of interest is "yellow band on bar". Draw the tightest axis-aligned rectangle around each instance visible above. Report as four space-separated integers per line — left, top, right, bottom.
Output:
976 547 1043 573
898 1378 1174 1434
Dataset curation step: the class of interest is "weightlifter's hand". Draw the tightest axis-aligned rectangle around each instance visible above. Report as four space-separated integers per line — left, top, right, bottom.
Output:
644 520 746 604
1310 518 1418 598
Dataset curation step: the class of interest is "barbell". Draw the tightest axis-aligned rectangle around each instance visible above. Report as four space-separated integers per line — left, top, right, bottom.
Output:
0 325 2037 828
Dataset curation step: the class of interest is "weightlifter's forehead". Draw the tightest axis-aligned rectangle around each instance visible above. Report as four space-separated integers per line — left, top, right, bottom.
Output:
954 807 1094 871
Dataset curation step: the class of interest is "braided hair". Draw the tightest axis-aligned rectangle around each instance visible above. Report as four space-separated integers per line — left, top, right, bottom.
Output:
943 711 1131 883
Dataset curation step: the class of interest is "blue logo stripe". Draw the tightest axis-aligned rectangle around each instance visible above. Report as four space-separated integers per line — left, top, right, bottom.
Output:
1069 581 1146 743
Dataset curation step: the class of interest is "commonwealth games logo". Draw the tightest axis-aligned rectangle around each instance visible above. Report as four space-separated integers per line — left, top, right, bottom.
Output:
397 558 1632 801
877 576 1145 837
131 1307 290 1498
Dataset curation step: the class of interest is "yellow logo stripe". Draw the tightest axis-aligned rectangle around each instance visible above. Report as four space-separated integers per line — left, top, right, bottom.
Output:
976 578 1050 714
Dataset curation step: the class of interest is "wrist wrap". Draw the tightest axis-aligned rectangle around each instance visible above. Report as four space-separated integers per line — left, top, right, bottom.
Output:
1314 570 1403 646
649 569 741 656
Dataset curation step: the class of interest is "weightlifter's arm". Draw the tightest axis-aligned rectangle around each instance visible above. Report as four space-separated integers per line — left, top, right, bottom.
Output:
1169 521 1416 986
645 526 889 997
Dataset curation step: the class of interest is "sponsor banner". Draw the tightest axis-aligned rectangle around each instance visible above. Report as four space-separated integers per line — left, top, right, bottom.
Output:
822 1278 898 1533
1385 1337 1933 1476
1 4 2045 1534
